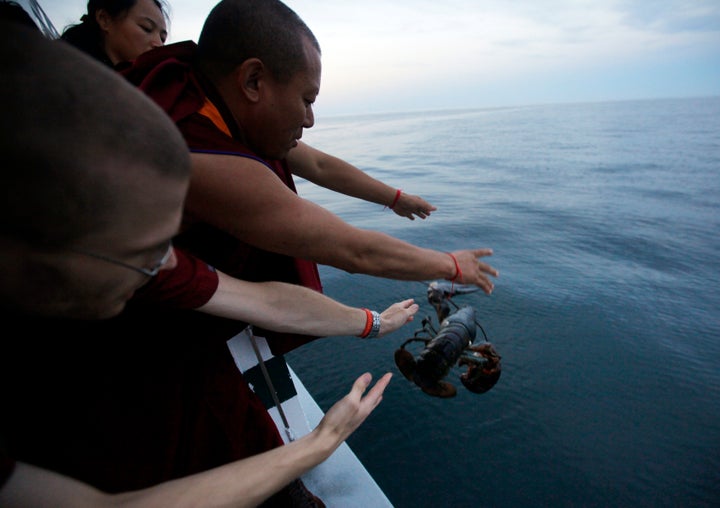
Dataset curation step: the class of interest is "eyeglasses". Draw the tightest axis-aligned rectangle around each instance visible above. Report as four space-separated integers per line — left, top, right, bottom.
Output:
72 241 174 277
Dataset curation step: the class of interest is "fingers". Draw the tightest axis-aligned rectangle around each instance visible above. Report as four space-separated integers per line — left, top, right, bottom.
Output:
478 276 494 295
351 372 373 397
379 299 419 336
471 248 494 258
351 372 392 409
453 249 499 294
394 194 436 220
479 260 499 277
406 302 419 319
383 299 416 314
360 372 392 410
398 298 417 311
394 209 418 221
472 249 499 278
393 299 419 320
399 307 419 325
317 373 392 444
413 196 437 213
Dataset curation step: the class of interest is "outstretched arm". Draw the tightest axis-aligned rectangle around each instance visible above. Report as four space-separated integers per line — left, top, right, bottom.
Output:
200 271 419 337
187 153 498 294
288 141 436 220
0 373 392 508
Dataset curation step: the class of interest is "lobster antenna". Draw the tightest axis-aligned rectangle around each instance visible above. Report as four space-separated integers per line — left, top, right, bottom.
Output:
415 315 437 336
436 285 491 342
475 321 489 342
444 295 491 342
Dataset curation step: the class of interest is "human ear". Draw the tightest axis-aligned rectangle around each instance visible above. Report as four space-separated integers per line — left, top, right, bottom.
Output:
235 58 265 103
95 9 112 32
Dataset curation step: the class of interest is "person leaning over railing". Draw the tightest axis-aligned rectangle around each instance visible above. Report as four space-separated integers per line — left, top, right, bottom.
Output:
0 20 398 508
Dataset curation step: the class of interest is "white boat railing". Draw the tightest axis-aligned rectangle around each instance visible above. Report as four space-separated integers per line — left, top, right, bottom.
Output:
227 328 394 507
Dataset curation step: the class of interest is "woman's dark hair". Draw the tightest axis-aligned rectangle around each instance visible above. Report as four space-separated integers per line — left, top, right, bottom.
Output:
61 0 168 66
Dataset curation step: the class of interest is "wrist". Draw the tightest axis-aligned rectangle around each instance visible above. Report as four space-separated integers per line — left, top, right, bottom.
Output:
446 252 461 282
389 189 402 209
368 310 381 338
306 425 341 460
358 308 381 338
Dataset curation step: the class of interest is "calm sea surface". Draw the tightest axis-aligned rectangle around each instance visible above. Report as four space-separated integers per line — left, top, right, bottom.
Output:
287 97 720 508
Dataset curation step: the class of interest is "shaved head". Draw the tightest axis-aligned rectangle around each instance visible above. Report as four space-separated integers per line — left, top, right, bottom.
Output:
198 0 320 83
1 20 189 248
0 21 190 318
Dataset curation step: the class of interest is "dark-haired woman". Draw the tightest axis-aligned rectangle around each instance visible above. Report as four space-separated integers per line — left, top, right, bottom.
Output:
61 0 167 67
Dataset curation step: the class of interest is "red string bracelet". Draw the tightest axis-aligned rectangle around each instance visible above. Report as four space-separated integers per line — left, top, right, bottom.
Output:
447 252 462 290
359 308 373 338
388 189 402 209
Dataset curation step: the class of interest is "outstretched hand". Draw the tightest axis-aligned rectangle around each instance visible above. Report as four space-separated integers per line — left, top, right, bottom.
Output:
315 372 393 447
378 298 419 337
392 192 437 220
450 248 499 295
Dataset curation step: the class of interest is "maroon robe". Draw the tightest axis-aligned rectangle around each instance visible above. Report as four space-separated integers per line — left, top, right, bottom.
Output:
0 41 329 507
122 41 324 356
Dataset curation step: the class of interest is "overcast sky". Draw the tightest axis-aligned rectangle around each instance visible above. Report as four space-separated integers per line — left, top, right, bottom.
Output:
35 0 720 116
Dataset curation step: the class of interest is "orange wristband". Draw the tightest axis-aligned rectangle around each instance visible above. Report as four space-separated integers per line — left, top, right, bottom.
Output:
359 308 373 338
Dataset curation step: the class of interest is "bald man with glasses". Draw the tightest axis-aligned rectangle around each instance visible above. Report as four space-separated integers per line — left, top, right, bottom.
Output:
72 240 175 278
0 20 400 507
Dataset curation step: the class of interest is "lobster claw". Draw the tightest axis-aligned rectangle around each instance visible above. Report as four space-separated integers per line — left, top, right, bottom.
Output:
395 348 458 398
394 348 416 381
459 343 502 394
395 303 501 398
419 380 457 398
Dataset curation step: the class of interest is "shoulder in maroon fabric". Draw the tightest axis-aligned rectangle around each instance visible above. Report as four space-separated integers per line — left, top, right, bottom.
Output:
132 247 219 309
120 41 205 123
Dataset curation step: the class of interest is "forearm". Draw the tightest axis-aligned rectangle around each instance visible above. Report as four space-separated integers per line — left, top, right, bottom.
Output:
0 434 336 508
0 373 390 508
289 142 398 207
238 209 461 283
186 152 426 278
116 431 336 508
198 274 368 336
0 463 111 508
117 369 388 508
308 231 495 294
317 229 457 281
311 161 398 207
186 153 495 293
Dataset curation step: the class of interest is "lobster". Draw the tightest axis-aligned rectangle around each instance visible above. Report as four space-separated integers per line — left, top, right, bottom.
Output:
394 281 502 398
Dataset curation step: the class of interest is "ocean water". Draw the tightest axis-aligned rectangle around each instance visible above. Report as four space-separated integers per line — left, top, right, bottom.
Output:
286 97 720 508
